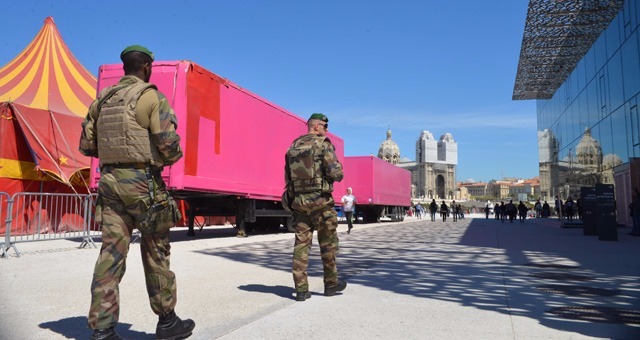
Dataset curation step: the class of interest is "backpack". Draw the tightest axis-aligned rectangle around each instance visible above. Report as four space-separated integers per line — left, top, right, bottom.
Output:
286 135 325 194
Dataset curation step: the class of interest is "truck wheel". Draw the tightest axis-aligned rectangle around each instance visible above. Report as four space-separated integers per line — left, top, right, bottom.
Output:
397 207 404 221
363 210 377 223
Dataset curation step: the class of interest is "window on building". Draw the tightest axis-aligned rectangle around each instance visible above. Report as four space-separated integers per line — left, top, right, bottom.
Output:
599 73 608 116
631 103 640 154
621 34 640 101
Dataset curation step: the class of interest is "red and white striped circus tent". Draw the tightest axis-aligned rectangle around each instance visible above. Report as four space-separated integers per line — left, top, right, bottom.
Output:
0 17 96 194
0 16 96 116
0 17 99 235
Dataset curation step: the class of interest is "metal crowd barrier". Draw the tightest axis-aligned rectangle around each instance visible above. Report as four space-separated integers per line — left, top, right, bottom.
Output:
1 192 15 258
1 192 101 258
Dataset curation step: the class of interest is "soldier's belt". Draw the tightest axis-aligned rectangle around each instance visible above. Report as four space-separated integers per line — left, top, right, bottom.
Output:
101 162 159 173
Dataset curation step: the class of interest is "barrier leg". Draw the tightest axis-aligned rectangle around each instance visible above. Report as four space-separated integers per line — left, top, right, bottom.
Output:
80 195 98 249
79 236 96 249
1 241 21 258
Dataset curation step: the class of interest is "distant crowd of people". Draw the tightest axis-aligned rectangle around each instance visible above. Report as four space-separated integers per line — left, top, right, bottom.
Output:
482 197 583 223
411 199 465 222
405 190 640 240
483 200 529 223
406 193 640 231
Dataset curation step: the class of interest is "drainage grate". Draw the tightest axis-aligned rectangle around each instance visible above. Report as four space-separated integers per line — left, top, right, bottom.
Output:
536 285 621 297
547 306 640 325
528 272 594 281
523 263 580 269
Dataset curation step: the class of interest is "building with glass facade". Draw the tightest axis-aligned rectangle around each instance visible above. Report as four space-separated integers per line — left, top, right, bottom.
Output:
514 0 638 226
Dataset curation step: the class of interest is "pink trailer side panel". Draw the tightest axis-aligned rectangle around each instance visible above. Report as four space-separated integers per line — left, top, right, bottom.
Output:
90 61 345 202
342 156 411 207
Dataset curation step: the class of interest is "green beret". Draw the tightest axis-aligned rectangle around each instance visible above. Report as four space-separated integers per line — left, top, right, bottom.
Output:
120 45 154 61
308 113 328 123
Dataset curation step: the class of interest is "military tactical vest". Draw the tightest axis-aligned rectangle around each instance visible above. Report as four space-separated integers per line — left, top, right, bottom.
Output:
287 134 327 194
96 82 163 166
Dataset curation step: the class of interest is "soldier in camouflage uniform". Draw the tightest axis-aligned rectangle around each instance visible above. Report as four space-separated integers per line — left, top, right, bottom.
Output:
79 45 195 340
284 113 346 301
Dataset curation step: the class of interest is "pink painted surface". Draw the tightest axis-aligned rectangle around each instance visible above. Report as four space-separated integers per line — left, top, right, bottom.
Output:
342 156 411 207
90 61 345 202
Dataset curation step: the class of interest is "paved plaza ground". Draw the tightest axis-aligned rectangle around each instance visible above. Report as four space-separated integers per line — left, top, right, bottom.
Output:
0 214 639 339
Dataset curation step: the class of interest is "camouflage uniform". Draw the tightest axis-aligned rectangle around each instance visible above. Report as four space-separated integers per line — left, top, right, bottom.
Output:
80 75 183 330
285 132 343 293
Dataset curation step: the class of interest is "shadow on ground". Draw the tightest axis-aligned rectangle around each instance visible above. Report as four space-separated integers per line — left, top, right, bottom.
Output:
39 316 153 339
238 284 293 298
195 217 640 338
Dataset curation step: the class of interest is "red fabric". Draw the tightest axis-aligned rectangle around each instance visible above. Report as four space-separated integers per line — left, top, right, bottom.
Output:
2 102 90 183
1 104 34 163
0 104 90 234
0 177 82 234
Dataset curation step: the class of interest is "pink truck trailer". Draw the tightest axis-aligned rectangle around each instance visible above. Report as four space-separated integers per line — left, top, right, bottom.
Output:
90 61 345 235
342 156 411 222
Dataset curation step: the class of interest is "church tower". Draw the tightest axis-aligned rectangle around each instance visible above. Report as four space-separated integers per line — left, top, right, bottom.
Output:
410 130 457 199
378 128 401 164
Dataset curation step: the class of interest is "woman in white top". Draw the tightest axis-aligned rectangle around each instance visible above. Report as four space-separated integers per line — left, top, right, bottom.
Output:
341 187 357 234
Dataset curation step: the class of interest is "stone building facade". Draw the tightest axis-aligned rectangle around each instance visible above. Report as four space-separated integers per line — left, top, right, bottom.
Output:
388 130 458 200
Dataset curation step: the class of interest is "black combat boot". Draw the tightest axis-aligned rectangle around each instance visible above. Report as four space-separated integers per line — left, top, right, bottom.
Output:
295 291 311 301
156 311 195 340
324 280 347 296
91 327 122 340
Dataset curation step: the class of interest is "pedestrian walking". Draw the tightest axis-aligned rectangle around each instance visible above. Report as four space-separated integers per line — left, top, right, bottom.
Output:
517 201 528 223
284 113 346 302
451 200 458 222
542 201 550 218
79 45 195 340
499 201 506 222
485 200 493 219
495 202 502 221
440 201 449 222
341 187 356 234
415 203 424 219
429 199 438 222
505 200 517 223
565 197 575 221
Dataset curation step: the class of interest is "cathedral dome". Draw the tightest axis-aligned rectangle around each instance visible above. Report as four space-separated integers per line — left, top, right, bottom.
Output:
602 153 622 170
576 128 602 166
378 128 400 164
400 156 412 163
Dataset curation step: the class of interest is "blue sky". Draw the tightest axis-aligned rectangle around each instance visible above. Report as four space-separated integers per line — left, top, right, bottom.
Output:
1 0 538 182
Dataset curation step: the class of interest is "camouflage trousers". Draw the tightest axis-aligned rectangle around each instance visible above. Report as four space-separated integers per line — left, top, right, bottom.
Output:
292 207 339 292
88 167 177 330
